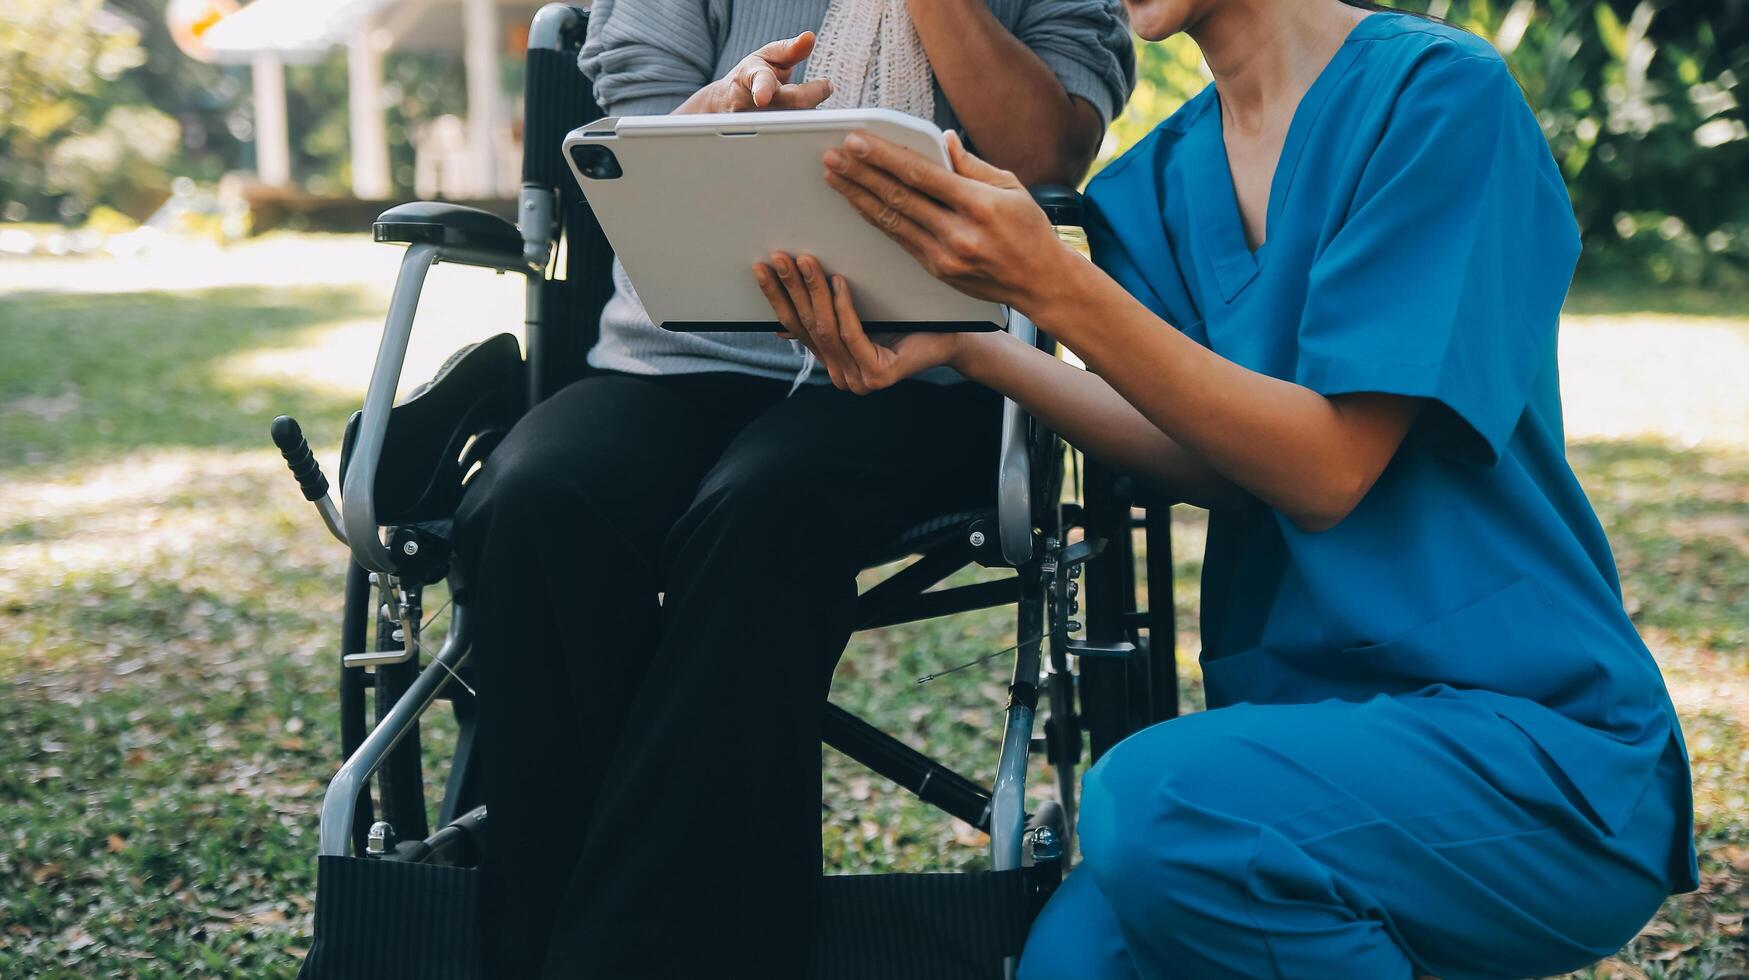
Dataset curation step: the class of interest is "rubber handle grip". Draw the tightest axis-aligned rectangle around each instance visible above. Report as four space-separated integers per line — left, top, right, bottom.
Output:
270 415 330 502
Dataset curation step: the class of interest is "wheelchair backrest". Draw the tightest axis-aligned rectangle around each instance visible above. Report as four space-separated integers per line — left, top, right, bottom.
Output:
523 4 615 401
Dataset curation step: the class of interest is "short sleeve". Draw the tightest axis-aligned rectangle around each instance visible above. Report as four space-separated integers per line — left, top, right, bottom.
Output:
579 0 724 117
1011 0 1137 128
1293 49 1580 466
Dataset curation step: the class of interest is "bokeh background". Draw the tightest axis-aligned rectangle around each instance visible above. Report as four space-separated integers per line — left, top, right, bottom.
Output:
1 1 1745 976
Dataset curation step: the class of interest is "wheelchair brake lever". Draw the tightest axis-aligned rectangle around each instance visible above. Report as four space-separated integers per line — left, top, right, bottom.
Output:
1058 536 1105 570
271 415 348 546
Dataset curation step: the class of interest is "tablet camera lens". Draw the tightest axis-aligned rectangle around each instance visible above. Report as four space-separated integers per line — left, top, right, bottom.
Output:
570 143 623 180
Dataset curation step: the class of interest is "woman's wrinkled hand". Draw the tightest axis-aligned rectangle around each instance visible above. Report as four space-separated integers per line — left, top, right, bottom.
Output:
822 130 1075 313
689 32 833 113
751 252 967 394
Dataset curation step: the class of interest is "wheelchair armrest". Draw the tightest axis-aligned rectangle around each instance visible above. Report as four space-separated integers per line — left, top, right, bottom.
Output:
1029 185 1084 228
991 186 1080 568
373 202 523 258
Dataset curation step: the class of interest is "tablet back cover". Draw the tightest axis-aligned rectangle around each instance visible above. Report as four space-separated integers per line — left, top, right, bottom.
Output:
564 108 1008 332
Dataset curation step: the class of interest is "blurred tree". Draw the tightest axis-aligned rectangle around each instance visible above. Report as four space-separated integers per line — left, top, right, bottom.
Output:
1113 0 1749 284
0 0 164 219
0 0 471 220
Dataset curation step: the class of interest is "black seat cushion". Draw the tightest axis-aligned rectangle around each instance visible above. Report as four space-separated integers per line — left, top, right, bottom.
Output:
340 333 527 528
373 202 523 256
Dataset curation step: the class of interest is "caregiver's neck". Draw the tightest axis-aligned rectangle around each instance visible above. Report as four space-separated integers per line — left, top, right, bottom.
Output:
1190 0 1373 136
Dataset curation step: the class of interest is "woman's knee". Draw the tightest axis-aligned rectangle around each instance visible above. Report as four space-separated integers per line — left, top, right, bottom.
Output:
452 455 561 561
667 456 838 567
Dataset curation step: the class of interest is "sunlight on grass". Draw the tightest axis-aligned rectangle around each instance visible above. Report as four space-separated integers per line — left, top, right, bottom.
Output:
1560 315 1749 450
1 238 1745 975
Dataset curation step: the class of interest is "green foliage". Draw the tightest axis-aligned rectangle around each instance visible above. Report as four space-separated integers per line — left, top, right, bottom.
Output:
279 51 471 197
1114 1 1749 284
0 0 158 219
0 0 258 221
0 0 468 219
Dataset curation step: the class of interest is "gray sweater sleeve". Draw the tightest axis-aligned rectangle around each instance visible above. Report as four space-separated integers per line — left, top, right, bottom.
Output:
1013 0 1136 128
579 0 728 116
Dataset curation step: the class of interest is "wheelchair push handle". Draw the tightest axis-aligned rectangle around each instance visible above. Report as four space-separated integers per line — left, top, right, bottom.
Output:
271 416 329 502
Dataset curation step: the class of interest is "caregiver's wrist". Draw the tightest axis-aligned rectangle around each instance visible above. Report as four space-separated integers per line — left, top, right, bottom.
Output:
1018 246 1103 342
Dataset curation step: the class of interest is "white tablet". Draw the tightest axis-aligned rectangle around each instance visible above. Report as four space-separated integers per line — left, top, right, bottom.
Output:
562 108 1008 332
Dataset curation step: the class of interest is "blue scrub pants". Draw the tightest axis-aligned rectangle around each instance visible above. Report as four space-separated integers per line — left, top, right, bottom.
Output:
1019 695 1679 980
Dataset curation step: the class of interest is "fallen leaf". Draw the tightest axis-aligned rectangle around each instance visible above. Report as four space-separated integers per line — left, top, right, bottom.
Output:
1643 939 1700 963
59 926 95 952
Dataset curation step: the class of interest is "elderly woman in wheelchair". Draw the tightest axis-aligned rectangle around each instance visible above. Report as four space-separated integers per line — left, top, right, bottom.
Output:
757 1 1698 978
443 2 1134 976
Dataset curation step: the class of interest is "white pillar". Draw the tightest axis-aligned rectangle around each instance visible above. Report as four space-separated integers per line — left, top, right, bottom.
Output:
250 53 292 187
463 0 502 197
347 24 392 199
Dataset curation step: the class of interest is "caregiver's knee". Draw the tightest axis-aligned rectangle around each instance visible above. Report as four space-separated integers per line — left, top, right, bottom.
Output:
1079 721 1273 902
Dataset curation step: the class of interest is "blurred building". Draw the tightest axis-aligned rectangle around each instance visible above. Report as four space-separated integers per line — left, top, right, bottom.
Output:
199 0 548 200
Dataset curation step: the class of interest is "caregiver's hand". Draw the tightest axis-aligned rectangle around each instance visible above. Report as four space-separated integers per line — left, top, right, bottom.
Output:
751 252 974 394
679 32 833 114
823 130 1076 313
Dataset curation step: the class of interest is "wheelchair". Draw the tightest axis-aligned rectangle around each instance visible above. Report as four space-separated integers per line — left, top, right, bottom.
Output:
272 6 1181 977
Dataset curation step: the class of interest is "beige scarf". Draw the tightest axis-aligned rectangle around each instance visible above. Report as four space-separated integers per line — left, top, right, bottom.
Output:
784 0 936 391
809 0 936 121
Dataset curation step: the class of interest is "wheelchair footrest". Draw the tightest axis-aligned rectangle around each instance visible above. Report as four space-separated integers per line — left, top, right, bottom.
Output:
298 855 482 980
814 869 1033 980
296 857 1036 979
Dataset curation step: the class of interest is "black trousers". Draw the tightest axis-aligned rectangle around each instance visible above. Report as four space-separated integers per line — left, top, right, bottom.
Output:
451 370 1002 977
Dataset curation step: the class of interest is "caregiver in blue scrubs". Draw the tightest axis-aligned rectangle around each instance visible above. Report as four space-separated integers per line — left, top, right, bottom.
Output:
752 0 1698 976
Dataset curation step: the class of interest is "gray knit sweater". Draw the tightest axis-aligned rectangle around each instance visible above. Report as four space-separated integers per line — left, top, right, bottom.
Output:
578 0 1135 384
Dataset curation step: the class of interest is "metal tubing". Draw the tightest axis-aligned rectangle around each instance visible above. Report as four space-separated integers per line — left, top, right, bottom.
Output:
314 494 347 545
343 242 536 575
338 562 374 856
319 607 472 856
518 184 556 268
855 577 1023 632
995 313 1037 566
1145 503 1180 721
822 705 994 831
1079 462 1132 762
990 577 1043 873
342 244 437 574
527 2 584 52
854 545 971 629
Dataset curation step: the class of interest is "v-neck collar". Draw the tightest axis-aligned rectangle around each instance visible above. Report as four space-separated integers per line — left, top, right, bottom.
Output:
1184 13 1383 303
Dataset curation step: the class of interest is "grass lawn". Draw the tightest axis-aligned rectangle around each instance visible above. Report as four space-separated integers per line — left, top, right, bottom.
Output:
1 235 1745 977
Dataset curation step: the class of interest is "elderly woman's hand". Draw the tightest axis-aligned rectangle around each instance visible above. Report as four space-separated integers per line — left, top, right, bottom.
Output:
750 252 974 394
821 131 1079 314
682 32 833 114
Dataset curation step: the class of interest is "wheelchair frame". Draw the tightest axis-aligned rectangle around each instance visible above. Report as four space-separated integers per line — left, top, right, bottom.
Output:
273 4 1183 973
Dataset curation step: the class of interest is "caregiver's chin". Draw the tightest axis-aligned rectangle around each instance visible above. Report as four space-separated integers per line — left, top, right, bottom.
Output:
1122 0 1392 43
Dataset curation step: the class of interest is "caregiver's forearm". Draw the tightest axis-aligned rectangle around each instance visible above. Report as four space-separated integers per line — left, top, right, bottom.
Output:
906 0 1102 186
955 331 1246 510
1025 260 1421 532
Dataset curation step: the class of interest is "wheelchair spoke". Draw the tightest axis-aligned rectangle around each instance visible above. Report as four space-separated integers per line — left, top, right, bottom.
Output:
915 634 1043 685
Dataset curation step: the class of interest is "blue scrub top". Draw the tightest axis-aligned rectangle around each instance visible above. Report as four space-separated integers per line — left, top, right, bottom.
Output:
1084 13 1696 889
